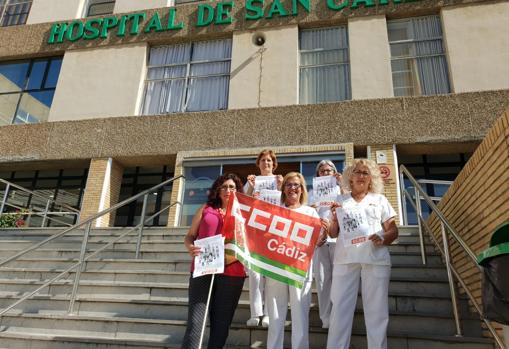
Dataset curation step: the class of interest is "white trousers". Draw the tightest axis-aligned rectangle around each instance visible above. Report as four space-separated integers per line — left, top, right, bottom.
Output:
265 276 312 349
312 241 335 327
248 269 267 317
327 263 390 349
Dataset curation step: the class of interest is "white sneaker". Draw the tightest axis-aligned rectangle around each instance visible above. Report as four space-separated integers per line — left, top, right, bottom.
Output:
246 317 260 327
261 315 269 327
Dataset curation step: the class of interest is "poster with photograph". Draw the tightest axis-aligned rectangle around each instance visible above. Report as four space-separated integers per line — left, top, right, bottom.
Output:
313 176 338 206
254 176 277 193
193 235 225 278
259 189 281 206
336 206 370 246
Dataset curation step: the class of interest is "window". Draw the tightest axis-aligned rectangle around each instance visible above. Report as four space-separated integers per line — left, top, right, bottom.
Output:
86 0 115 17
114 166 174 227
388 16 451 97
142 39 232 115
299 27 351 104
0 57 63 125
0 0 32 27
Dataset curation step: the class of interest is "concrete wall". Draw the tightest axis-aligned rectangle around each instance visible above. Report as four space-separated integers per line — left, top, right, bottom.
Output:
442 2 509 93
114 0 171 14
48 44 148 122
427 108 509 338
349 15 394 99
229 26 298 109
26 0 84 24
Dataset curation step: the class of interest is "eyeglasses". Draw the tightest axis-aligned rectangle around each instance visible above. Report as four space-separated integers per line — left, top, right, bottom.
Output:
353 170 370 177
285 183 301 189
319 168 335 175
219 185 237 192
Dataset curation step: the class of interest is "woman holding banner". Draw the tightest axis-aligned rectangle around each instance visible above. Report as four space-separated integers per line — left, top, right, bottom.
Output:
182 173 246 349
244 149 283 327
327 159 398 349
308 160 342 329
266 172 325 349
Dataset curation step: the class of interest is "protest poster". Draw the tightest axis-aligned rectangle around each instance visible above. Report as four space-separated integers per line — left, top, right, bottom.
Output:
335 206 370 246
312 176 338 206
223 193 321 288
254 176 277 193
192 234 225 278
259 189 281 206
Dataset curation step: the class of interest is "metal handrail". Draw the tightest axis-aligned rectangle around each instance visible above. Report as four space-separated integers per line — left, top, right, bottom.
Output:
399 165 504 349
0 174 184 319
0 178 80 214
0 201 181 318
0 174 183 268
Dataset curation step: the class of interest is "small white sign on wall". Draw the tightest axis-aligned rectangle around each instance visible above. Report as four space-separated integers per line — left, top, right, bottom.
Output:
376 150 387 164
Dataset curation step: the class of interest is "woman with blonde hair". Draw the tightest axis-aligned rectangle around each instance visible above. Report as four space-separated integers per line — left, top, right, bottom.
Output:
327 159 398 349
265 172 326 349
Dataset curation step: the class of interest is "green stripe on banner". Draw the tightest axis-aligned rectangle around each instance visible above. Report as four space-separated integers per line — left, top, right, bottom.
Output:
231 250 304 288
225 243 306 288
226 240 307 277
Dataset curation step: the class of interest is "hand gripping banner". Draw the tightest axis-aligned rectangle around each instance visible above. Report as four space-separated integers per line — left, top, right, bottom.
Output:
223 192 321 288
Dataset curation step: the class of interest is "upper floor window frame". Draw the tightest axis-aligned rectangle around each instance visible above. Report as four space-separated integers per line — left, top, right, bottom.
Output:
0 56 63 125
85 0 115 17
299 26 351 105
0 0 32 27
141 38 232 115
387 15 451 97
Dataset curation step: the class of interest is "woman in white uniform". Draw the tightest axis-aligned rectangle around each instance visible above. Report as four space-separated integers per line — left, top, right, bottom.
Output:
244 149 283 327
308 160 342 328
266 172 327 349
327 159 398 349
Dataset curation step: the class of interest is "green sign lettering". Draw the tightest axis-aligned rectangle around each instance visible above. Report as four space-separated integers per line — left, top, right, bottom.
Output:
101 16 118 38
84 18 103 40
144 12 164 33
167 8 184 30
351 0 375 8
67 21 84 42
292 0 310 15
215 1 234 25
48 23 67 44
46 0 423 44
267 0 288 18
245 0 264 20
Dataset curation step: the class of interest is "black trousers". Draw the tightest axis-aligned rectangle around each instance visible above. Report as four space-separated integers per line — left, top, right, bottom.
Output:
181 274 245 349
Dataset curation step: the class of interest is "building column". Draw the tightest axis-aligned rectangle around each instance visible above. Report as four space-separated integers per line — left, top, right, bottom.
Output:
80 158 124 227
367 145 402 225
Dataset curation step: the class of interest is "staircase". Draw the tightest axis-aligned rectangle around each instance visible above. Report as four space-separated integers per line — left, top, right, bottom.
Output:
0 226 495 349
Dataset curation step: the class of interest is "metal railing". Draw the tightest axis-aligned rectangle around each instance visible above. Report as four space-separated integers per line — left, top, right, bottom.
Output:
0 174 183 319
400 177 452 226
399 165 504 349
0 178 81 227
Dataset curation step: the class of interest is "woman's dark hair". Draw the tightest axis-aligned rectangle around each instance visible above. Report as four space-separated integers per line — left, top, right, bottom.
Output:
207 173 244 208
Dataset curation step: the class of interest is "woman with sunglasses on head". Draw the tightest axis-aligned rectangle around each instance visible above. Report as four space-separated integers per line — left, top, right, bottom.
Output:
265 172 328 349
182 173 246 349
244 149 283 327
327 159 398 349
308 160 342 329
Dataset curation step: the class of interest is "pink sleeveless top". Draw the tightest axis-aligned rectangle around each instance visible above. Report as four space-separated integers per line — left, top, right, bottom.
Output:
191 206 245 277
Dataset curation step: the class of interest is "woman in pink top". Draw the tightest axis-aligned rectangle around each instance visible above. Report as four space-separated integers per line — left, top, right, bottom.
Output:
182 173 246 349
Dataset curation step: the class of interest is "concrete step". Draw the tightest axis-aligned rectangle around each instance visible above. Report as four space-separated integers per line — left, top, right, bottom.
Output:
0 249 190 260
0 286 475 329
0 275 456 305
0 312 492 349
